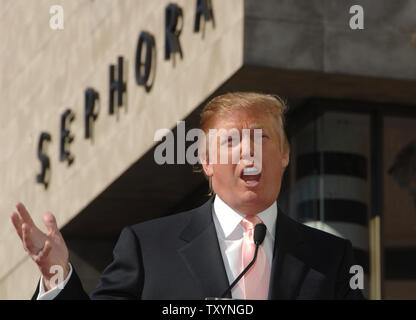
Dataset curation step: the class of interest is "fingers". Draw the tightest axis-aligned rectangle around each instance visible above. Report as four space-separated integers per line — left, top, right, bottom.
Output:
43 212 58 235
33 241 52 265
22 223 37 254
16 202 35 227
10 212 23 240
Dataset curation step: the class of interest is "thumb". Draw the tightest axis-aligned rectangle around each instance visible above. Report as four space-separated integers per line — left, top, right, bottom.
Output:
43 212 58 235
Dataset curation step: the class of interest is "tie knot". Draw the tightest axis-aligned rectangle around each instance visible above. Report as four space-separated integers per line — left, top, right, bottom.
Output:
241 215 263 231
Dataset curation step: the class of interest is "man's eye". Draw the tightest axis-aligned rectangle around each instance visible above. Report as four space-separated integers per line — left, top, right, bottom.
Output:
221 138 236 146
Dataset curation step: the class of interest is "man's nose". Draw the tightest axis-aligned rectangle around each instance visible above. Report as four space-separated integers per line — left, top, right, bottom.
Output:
240 135 255 159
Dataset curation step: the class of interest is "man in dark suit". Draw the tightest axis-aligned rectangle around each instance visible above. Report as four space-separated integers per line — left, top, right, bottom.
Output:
11 92 364 299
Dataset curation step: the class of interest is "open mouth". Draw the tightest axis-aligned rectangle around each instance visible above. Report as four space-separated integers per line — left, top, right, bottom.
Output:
240 167 262 187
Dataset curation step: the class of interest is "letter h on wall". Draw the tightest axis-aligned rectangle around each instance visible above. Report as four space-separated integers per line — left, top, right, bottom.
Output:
109 56 126 115
60 109 75 166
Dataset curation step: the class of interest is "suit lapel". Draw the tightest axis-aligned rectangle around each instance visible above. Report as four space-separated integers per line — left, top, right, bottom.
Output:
268 207 308 299
178 196 231 299
177 198 309 299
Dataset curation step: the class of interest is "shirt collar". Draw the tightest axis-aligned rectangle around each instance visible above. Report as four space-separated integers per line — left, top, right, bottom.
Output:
213 194 277 240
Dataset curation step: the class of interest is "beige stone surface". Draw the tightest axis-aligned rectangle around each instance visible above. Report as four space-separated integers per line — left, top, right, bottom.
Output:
0 0 244 299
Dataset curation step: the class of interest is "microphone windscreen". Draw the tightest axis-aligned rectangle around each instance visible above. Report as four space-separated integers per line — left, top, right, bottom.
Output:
254 223 267 245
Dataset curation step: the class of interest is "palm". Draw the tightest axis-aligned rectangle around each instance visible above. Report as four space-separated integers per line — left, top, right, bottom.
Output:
30 224 68 275
11 203 69 284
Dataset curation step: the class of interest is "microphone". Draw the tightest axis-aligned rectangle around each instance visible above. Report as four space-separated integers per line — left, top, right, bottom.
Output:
221 223 267 298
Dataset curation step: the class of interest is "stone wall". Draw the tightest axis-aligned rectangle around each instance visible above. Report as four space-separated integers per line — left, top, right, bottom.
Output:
0 0 244 299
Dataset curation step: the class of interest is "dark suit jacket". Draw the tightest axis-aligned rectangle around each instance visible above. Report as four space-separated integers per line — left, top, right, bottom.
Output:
33 196 364 299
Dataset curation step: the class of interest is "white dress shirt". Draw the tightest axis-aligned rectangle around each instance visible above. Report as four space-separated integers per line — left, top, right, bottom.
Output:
38 196 277 300
212 195 277 299
37 262 73 300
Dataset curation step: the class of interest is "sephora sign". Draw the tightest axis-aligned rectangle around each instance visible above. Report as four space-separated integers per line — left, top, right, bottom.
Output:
36 0 214 189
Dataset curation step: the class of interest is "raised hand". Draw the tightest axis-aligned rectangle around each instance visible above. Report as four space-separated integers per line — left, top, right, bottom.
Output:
10 202 70 291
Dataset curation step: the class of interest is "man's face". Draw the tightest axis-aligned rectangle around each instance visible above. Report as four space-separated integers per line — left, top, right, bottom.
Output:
202 109 289 215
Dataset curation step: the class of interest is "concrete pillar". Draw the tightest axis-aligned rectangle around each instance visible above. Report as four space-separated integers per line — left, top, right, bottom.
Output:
294 110 371 297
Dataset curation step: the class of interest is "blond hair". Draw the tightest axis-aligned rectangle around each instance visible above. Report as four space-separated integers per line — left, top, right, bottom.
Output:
200 92 289 153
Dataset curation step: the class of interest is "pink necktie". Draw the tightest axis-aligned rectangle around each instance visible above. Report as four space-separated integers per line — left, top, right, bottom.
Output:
240 216 271 300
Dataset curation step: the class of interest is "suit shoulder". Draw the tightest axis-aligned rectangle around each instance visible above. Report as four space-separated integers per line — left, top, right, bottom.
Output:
127 206 197 238
286 214 349 248
281 214 353 275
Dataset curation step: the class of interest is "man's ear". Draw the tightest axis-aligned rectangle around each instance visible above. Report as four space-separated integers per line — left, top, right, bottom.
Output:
199 142 213 177
202 162 214 177
282 150 290 168
281 135 290 168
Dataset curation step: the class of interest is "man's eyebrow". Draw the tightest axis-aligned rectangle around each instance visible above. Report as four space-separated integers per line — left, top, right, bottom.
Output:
213 124 267 133
245 123 266 130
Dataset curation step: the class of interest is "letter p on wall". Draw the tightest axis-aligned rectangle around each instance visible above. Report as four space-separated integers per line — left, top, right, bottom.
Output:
50 5 64 30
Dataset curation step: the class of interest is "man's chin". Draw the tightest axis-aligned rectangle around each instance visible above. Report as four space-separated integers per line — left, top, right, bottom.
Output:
238 190 262 204
237 188 278 211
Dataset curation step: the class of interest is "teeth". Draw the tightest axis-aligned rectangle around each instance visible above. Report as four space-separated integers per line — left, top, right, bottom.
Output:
243 167 261 175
